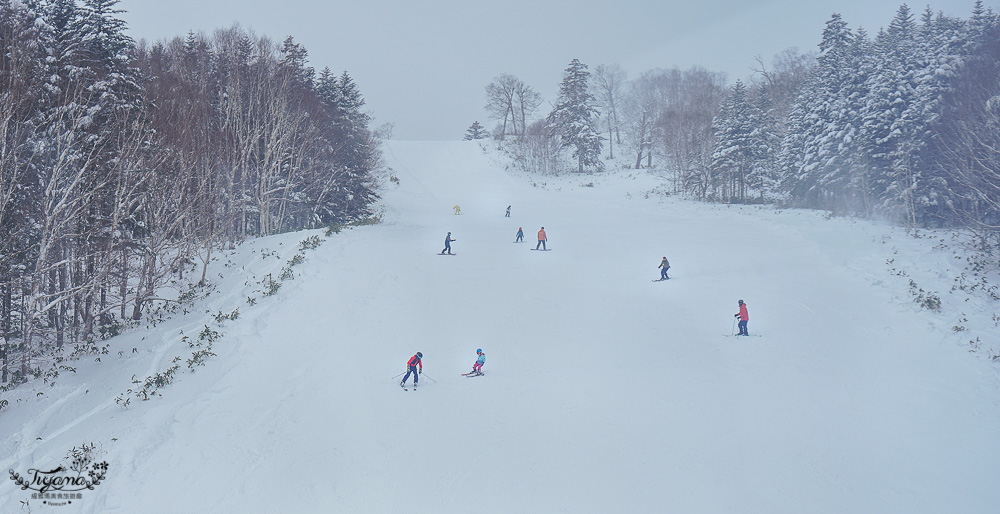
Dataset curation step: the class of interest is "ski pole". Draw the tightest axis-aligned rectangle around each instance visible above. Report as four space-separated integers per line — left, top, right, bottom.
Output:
420 372 438 383
731 317 737 336
391 371 405 380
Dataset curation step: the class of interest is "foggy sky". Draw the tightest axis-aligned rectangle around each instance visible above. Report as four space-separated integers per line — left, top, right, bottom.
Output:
118 0 992 140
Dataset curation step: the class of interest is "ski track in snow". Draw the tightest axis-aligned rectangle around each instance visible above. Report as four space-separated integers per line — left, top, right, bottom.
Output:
1 140 999 513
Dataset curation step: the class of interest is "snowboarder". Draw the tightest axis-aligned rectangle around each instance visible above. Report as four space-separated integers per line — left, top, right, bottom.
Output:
658 257 670 280
734 300 749 336
535 227 547 250
441 232 456 255
401 352 423 386
515 227 524 242
469 348 486 375
505 205 511 217
453 205 461 215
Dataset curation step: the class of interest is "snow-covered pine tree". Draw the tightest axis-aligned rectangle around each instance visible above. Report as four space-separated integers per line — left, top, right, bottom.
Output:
279 35 315 88
313 68 379 224
920 9 1000 233
711 80 762 202
863 6 923 224
547 59 603 173
464 121 489 140
780 13 856 209
747 82 781 200
900 7 974 226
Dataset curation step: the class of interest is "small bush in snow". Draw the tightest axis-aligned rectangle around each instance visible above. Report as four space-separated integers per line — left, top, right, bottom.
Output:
213 309 240 323
298 236 324 251
134 357 182 400
260 274 281 296
187 349 217 369
350 212 383 226
909 280 942 311
198 325 221 343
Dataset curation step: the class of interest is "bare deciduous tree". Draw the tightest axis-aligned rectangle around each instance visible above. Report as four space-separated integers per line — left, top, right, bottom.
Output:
592 64 627 158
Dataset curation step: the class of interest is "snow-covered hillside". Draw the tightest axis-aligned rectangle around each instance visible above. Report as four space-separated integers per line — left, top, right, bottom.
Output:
2 140 999 513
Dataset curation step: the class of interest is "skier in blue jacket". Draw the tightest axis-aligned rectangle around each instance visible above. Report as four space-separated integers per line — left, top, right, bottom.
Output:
468 348 486 376
441 232 456 255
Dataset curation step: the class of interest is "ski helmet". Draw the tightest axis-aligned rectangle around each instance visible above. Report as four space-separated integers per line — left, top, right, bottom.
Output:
738 299 744 305
476 348 482 353
416 352 423 358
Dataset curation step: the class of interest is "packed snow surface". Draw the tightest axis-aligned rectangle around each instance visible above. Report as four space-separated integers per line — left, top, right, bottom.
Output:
2 141 999 513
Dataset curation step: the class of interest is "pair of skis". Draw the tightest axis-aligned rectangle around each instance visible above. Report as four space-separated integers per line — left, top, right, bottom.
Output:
461 371 484 378
400 382 418 391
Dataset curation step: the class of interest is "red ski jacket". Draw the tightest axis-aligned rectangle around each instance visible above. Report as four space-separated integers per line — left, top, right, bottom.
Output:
407 355 422 369
737 303 749 321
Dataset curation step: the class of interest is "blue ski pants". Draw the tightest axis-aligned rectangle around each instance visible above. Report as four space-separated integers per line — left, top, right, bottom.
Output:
402 365 419 384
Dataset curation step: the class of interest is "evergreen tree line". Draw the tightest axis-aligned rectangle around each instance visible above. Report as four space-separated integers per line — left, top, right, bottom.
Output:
0 0 380 384
481 2 1000 245
771 3 1000 232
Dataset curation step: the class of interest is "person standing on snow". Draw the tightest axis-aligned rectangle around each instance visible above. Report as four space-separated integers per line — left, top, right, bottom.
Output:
734 300 749 336
401 352 423 386
536 227 547 250
515 227 524 242
658 256 670 280
454 205 461 215
505 205 511 217
469 348 486 375
441 232 456 255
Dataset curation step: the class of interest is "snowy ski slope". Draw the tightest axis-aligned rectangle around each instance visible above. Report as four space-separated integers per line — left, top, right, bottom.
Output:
1 140 999 513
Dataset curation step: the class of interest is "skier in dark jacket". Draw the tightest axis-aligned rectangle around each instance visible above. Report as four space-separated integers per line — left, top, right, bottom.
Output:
401 352 423 386
441 232 456 255
515 227 524 242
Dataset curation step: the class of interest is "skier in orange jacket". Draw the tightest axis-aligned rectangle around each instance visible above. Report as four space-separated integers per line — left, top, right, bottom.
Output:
536 227 547 250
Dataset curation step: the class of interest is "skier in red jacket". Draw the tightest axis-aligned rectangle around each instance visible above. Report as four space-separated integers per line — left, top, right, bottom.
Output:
401 352 423 387
734 300 749 336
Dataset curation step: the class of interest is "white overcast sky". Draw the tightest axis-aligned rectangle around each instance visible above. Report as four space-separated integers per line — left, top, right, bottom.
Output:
118 0 993 140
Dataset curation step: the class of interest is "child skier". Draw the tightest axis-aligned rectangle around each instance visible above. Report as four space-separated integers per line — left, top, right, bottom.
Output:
401 352 423 387
515 227 524 242
658 256 670 280
468 349 486 376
